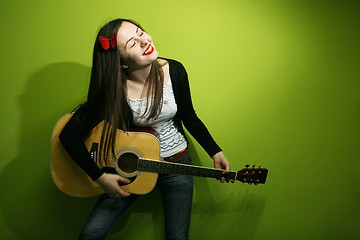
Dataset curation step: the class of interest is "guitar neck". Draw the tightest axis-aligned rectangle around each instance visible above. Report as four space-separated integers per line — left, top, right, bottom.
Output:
137 158 237 180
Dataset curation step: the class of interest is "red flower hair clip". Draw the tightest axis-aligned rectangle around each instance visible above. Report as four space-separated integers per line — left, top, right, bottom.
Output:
99 32 117 50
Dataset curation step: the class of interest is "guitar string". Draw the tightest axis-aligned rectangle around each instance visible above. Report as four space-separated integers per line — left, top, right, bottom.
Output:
99 156 261 182
101 156 230 178
99 156 260 181
103 157 254 176
113 157 260 175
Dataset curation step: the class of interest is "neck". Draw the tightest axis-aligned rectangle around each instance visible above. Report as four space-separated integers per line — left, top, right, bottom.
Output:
127 64 152 84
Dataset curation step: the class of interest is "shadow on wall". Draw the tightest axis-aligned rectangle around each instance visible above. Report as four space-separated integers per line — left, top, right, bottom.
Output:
0 62 266 240
0 62 94 239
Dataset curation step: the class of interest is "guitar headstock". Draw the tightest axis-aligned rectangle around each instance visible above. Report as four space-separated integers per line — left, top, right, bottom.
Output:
237 164 268 184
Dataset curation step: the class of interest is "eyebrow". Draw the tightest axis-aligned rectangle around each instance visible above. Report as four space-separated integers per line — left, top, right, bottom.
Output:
125 27 139 48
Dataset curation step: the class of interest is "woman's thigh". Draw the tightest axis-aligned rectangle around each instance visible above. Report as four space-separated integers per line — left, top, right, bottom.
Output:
157 153 194 240
79 194 138 240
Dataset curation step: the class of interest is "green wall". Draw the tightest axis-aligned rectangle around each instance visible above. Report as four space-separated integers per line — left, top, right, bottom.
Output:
1 0 359 239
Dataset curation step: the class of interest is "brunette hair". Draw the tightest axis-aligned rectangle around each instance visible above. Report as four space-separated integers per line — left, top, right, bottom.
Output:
81 18 164 162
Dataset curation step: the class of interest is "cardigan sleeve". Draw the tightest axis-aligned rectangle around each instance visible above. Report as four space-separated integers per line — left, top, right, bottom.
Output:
58 106 104 181
168 59 222 157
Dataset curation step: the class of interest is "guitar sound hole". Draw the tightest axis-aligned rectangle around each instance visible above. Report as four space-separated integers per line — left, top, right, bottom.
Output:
118 152 138 173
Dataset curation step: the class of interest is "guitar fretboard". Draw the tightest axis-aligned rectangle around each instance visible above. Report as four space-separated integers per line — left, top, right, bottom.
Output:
137 158 237 180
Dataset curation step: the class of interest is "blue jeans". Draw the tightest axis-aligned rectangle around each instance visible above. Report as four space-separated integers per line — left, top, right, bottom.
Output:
79 152 193 240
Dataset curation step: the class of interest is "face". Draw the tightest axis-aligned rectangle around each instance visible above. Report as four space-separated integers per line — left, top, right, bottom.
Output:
116 21 158 69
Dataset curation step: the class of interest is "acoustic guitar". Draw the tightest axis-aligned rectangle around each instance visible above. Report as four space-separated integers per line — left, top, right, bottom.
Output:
51 113 268 197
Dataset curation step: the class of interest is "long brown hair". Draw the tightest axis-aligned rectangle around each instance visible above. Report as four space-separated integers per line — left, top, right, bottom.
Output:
82 18 164 162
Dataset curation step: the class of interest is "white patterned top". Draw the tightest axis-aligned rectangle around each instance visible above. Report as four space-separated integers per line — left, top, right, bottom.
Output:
127 77 187 157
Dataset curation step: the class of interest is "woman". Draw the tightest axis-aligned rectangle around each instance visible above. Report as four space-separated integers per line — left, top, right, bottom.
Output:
59 18 231 240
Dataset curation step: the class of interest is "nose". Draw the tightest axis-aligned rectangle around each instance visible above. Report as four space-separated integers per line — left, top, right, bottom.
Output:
139 38 148 47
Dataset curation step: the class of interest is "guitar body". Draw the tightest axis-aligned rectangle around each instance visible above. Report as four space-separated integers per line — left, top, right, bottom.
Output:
51 113 160 197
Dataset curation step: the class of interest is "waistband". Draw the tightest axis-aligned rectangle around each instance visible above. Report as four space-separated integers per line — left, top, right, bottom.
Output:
163 148 189 162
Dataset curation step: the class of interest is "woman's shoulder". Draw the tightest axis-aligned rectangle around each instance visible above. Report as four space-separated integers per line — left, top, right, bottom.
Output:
158 57 185 71
73 104 103 129
158 58 189 91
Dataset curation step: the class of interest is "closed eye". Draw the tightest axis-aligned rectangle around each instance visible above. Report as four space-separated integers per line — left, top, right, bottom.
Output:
128 29 145 48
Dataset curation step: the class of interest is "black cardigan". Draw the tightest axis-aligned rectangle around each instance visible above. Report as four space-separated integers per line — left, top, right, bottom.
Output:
59 59 221 181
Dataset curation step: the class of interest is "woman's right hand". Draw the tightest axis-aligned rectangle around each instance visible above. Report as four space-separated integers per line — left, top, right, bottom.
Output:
95 173 131 198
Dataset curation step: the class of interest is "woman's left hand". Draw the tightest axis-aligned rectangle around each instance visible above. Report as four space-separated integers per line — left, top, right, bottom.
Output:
212 151 234 183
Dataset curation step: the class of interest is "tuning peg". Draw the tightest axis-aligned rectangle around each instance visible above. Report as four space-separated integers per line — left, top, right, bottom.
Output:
245 164 249 168
252 164 255 169
258 165 261 169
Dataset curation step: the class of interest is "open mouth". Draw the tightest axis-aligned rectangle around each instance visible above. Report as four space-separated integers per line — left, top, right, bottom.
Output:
143 44 154 56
